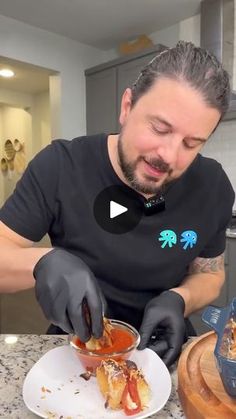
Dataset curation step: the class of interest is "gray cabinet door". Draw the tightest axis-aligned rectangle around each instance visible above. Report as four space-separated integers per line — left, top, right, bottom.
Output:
86 67 117 135
116 53 157 129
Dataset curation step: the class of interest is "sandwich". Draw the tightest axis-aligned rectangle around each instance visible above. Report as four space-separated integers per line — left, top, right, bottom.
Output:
96 358 151 416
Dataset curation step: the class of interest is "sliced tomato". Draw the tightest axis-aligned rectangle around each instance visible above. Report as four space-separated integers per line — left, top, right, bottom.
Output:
121 378 142 416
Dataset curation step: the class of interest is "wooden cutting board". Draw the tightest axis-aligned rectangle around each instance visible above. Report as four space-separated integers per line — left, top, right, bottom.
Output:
177 331 236 419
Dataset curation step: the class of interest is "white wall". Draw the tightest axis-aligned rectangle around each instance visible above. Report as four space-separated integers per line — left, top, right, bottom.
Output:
150 14 200 47
0 88 33 161
179 14 201 45
0 88 33 109
0 14 111 140
31 91 50 155
150 23 180 47
0 105 31 203
0 89 51 206
0 88 51 156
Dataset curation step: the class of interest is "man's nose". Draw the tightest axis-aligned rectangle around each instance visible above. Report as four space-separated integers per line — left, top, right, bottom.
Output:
157 134 182 167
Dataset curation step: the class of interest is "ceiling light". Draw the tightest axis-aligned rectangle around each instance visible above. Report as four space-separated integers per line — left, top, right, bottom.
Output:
0 69 15 78
4 335 18 344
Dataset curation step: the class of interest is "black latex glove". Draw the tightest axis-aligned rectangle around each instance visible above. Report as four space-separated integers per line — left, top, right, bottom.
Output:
138 290 186 367
33 248 104 342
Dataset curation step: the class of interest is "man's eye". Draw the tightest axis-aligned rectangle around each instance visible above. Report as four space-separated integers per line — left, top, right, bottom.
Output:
183 140 199 149
183 143 196 149
151 125 169 135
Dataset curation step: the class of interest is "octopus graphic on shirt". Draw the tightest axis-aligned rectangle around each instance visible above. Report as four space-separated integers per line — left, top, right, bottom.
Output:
158 229 198 250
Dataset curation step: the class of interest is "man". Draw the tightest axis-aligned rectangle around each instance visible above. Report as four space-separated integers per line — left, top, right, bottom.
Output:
0 41 234 367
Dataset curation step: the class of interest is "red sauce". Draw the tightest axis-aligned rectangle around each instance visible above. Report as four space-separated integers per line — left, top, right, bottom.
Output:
72 326 136 372
74 326 135 354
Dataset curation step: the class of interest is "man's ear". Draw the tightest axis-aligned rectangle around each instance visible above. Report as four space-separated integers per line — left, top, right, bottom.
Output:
119 88 132 125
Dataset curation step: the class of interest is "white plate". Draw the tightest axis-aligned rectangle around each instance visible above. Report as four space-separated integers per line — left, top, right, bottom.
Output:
23 345 171 419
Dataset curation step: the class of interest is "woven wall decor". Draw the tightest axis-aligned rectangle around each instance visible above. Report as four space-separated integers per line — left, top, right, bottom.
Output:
13 139 23 152
1 139 26 175
1 157 8 172
4 139 15 161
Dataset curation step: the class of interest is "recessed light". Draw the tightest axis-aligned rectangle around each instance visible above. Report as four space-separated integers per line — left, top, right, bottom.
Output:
4 335 18 344
0 69 15 78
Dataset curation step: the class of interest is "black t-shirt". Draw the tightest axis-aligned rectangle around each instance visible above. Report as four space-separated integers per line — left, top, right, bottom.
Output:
0 134 234 328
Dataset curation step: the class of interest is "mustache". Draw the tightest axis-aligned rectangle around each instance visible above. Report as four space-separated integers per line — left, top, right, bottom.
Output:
142 156 171 173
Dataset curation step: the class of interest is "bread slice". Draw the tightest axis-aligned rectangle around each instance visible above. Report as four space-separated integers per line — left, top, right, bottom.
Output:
96 359 151 413
96 359 127 409
85 318 113 351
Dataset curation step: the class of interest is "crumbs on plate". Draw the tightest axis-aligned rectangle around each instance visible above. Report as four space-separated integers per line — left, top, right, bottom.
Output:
80 366 96 381
41 386 52 393
45 412 72 419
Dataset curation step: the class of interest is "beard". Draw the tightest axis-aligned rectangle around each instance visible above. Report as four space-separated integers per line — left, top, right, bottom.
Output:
117 133 173 195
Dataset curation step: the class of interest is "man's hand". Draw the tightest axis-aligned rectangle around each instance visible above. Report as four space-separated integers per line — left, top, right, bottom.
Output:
33 248 104 342
138 290 186 367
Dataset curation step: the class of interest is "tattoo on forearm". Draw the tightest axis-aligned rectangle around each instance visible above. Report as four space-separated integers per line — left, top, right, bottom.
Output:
188 254 224 274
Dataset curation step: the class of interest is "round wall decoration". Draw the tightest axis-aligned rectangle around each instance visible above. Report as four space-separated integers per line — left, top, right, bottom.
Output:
4 139 15 160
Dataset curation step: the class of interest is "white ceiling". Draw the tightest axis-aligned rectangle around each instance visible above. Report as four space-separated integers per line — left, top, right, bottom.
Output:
0 0 202 50
0 57 54 94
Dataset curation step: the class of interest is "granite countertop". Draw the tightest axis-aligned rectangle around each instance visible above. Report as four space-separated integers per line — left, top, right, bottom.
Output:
226 228 236 238
0 334 186 419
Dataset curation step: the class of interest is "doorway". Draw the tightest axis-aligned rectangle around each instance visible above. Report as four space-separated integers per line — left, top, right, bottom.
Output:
0 57 60 333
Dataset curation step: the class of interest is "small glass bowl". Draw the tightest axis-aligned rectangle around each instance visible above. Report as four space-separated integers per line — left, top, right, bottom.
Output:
68 319 140 372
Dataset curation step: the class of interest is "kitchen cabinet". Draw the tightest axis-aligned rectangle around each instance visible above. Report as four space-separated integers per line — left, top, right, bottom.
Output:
85 45 165 134
190 237 236 335
86 68 117 135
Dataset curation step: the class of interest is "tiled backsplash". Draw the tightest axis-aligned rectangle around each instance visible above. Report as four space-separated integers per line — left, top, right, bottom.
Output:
202 119 236 210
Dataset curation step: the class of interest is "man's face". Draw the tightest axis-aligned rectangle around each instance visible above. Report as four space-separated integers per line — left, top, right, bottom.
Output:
117 77 221 195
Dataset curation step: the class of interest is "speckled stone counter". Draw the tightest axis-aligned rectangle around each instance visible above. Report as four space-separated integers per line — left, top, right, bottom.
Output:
0 335 186 419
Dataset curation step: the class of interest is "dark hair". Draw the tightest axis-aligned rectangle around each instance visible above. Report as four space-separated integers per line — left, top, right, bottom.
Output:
131 41 231 118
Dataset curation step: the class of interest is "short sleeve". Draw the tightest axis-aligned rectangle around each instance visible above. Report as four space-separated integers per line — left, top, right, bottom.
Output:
199 168 235 258
0 142 60 241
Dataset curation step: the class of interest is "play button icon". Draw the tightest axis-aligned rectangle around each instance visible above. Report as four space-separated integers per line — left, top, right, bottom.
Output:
93 185 143 234
110 201 128 218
